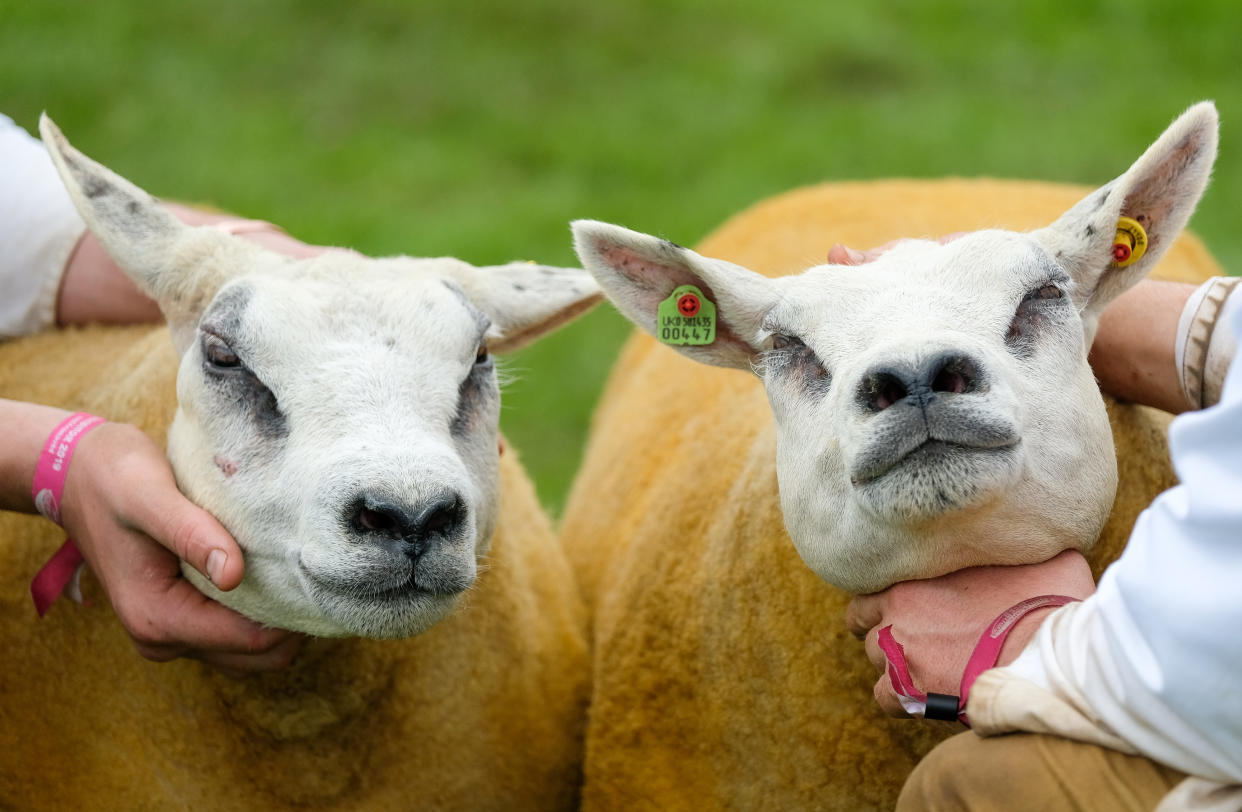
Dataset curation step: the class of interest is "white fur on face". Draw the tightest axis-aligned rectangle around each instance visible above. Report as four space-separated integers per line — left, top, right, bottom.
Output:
575 102 1217 593
170 261 503 637
760 235 1116 592
40 115 601 637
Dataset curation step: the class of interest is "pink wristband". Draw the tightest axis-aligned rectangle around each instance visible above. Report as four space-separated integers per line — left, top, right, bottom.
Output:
30 412 105 617
879 594 1079 726
32 412 105 524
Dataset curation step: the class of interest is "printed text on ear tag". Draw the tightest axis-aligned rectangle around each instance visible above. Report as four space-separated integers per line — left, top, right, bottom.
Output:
657 284 716 346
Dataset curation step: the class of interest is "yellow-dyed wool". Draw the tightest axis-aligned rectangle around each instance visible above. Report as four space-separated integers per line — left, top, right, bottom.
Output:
0 325 589 810
561 179 1219 811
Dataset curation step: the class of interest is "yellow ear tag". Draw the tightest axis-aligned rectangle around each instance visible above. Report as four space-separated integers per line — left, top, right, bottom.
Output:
1111 216 1148 267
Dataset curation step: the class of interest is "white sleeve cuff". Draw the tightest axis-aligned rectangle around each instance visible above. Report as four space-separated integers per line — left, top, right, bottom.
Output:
0 113 86 339
1175 276 1241 409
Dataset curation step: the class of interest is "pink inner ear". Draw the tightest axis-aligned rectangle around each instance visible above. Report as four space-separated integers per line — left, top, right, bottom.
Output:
595 238 752 355
596 240 704 296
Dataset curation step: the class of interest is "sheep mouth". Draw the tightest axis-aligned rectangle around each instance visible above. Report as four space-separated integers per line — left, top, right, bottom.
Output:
300 563 471 604
850 439 1022 521
850 438 1019 486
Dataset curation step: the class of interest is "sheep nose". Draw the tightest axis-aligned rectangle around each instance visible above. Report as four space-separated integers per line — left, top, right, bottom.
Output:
348 492 466 557
858 353 981 412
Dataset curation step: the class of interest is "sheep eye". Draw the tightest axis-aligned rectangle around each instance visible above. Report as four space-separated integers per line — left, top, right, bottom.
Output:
203 334 240 368
1030 284 1063 300
474 345 490 365
772 333 797 350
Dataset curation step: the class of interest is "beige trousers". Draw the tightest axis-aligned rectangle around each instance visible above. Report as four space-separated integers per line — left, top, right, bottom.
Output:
898 731 1188 812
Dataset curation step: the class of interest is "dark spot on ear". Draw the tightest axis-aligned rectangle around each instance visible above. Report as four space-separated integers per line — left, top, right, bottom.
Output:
538 268 557 275
512 283 526 292
126 199 142 215
384 337 397 349
1083 224 1095 237
1055 251 1064 260
662 239 685 251
1093 189 1110 209
61 151 113 199
81 174 113 199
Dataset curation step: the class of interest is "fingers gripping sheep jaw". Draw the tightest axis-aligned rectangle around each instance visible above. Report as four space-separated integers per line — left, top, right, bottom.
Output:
575 102 1218 594
43 118 602 638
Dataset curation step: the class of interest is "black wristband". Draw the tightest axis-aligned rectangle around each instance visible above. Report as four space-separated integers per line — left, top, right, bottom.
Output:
924 692 961 721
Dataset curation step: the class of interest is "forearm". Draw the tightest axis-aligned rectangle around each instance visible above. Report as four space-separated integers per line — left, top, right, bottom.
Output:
56 204 322 327
55 203 245 326
1090 276 1241 414
1088 279 1193 414
0 398 72 512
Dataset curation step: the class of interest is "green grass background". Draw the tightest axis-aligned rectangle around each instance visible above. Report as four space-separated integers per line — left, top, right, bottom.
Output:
4 0 1239 512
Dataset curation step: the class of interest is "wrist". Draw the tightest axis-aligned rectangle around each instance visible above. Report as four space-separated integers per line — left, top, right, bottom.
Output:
30 412 107 526
1089 279 1193 413
0 400 73 512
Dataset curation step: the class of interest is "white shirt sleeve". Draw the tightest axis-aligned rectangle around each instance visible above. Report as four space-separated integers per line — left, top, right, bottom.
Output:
1003 308 1242 784
0 113 86 339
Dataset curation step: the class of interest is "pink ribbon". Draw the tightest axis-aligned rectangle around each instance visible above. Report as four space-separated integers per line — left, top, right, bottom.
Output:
31 539 87 616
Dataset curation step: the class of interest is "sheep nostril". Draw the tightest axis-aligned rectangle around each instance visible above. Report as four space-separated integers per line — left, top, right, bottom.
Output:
347 491 467 558
930 356 978 395
862 371 909 412
357 506 399 534
413 496 464 540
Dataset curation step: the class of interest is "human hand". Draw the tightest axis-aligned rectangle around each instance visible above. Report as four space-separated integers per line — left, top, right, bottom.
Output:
827 233 967 266
844 550 1095 718
59 421 302 674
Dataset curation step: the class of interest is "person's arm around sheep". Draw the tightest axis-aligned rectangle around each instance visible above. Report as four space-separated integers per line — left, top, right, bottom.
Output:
835 239 1242 808
1 112 329 672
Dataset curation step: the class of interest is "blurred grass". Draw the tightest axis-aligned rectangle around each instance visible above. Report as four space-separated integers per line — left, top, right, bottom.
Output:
3 0 1239 513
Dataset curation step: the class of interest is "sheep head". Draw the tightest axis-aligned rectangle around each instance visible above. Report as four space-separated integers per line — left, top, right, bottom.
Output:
41 115 602 637
573 102 1218 594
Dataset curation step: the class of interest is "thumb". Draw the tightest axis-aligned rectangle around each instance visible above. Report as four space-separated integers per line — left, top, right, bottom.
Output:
136 496 246 591
845 593 887 639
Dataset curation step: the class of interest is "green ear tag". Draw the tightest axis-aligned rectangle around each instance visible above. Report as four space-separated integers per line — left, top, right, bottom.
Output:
656 284 716 346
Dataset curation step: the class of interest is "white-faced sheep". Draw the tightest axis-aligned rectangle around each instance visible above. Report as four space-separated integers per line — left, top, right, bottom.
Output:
0 118 600 810
560 103 1221 809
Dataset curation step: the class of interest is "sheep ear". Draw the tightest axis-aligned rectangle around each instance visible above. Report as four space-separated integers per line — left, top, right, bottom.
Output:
454 263 603 353
1032 102 1218 344
572 220 778 369
39 114 262 346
